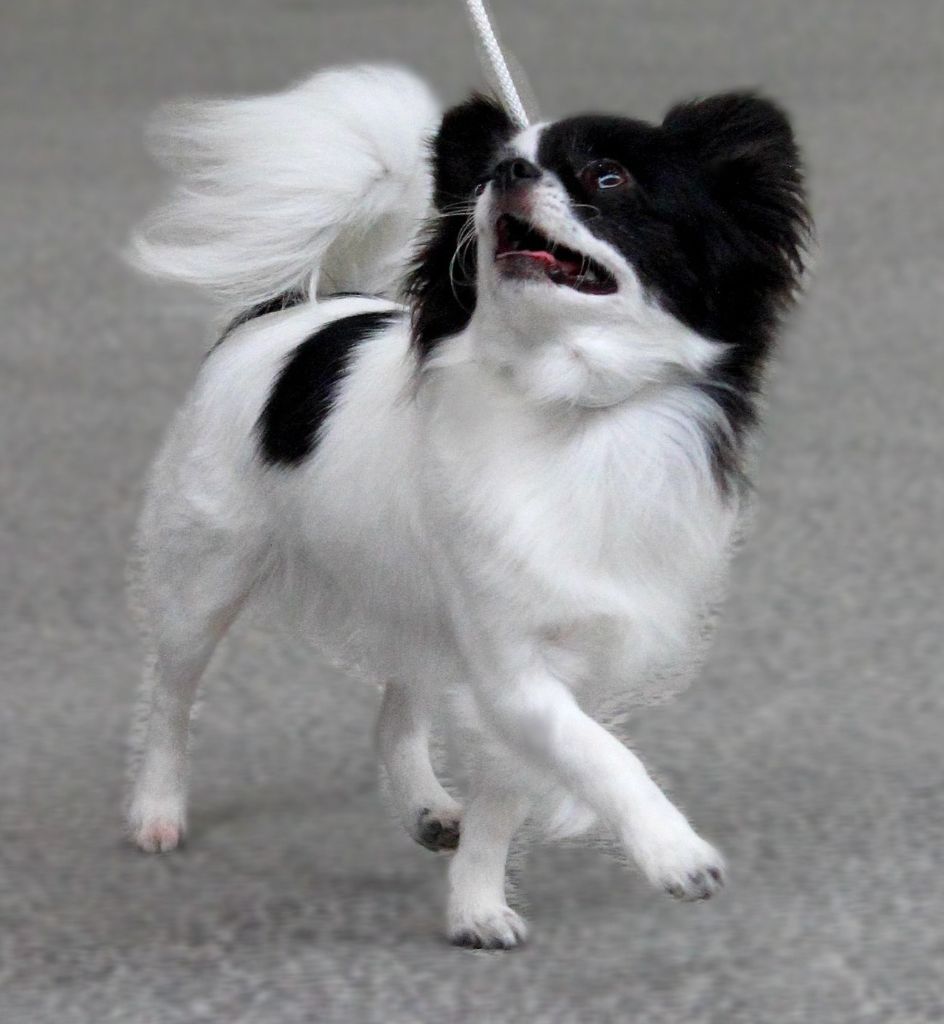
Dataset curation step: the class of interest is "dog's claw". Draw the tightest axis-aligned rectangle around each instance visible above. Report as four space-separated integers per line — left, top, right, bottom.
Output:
449 905 528 950
663 861 725 901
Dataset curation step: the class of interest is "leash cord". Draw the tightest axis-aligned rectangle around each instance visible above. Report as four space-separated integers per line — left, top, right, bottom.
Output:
463 0 529 128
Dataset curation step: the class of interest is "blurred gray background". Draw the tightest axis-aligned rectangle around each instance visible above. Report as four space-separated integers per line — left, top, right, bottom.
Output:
2 1 942 1021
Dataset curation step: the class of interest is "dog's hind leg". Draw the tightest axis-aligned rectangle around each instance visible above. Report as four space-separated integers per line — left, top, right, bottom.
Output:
128 517 264 853
377 680 463 852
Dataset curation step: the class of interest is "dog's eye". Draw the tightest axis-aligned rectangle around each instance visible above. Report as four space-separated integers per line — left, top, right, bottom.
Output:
579 159 632 193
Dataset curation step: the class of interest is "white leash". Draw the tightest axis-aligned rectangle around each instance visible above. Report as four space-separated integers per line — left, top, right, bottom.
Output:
463 0 530 129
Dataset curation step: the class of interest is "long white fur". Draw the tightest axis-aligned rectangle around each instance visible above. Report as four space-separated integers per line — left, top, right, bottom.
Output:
130 65 438 311
128 65 741 949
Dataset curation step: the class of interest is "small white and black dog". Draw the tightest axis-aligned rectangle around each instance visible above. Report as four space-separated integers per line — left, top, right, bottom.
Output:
127 65 809 948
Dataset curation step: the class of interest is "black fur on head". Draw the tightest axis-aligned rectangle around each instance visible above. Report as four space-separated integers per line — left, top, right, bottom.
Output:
407 90 811 427
658 93 810 372
534 92 810 384
405 95 514 359
653 93 811 482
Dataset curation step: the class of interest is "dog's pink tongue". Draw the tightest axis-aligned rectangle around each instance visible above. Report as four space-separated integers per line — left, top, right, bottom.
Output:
520 250 581 276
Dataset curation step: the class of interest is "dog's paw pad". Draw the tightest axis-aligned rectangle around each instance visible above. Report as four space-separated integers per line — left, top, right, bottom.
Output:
449 905 528 950
413 807 462 852
133 818 183 854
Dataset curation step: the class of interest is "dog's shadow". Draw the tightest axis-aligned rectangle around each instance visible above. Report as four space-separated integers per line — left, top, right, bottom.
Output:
113 787 444 953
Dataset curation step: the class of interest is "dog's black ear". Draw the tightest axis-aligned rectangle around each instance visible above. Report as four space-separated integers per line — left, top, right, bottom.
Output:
407 96 514 359
663 92 810 302
431 94 515 210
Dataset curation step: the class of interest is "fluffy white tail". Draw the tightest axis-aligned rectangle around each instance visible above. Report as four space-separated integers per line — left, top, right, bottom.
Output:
131 65 440 311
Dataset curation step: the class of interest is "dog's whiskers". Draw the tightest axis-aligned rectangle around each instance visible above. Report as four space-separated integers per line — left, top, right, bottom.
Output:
448 213 478 307
571 202 602 220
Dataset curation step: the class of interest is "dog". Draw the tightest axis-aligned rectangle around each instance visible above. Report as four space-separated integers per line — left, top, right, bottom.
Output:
126 64 809 948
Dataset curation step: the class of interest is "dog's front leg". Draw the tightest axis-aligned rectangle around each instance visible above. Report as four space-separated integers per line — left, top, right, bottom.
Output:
475 663 724 901
446 780 530 949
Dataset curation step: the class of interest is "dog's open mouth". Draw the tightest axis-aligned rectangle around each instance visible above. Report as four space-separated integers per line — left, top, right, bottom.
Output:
494 214 617 295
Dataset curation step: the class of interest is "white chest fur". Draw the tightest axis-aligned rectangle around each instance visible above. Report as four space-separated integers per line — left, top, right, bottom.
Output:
419 356 740 698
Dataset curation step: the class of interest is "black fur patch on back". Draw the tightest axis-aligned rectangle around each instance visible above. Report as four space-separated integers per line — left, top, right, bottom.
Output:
406 96 514 360
257 310 399 466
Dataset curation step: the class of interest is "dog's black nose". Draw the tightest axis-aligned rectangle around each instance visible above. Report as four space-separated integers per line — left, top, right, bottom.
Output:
493 157 542 192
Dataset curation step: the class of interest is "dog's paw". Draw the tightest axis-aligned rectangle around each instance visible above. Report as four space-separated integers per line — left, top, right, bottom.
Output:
448 904 528 950
412 805 462 852
661 857 725 901
128 794 186 853
132 817 183 853
635 823 725 901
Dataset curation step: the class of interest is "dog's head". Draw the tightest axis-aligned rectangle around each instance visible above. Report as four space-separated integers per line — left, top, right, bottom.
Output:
408 92 810 406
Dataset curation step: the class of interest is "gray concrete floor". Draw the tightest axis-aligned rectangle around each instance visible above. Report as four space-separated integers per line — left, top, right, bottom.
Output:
2 1 943 1021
